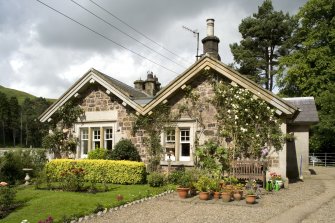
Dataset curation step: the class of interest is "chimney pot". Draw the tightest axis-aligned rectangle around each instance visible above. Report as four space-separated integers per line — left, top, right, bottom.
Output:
206 18 215 36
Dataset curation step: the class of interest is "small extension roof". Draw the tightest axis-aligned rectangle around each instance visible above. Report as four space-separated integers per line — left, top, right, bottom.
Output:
283 97 319 125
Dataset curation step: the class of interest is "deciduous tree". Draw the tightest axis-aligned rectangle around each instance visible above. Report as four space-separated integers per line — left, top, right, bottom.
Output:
278 0 335 152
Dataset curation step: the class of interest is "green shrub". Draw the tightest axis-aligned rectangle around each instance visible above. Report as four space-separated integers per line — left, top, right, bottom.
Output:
45 159 146 184
108 139 141 161
0 152 24 185
0 149 48 185
59 166 85 191
147 172 165 187
88 148 108 160
167 170 184 184
0 185 16 218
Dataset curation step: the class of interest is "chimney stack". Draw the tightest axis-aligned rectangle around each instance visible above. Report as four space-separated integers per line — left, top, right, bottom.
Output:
202 18 221 60
133 71 161 96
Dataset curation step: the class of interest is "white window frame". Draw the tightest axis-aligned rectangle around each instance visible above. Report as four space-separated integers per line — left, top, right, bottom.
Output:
74 122 117 159
80 128 89 158
164 129 176 161
161 122 195 163
92 128 101 149
180 128 191 161
104 127 113 150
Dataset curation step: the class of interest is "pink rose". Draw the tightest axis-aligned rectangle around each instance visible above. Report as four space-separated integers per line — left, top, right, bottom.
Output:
0 182 8 186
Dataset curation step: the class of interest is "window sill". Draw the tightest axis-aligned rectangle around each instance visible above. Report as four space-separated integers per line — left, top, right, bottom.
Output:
160 160 194 167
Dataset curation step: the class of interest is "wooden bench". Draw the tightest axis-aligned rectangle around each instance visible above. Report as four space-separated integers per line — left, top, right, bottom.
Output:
230 159 267 186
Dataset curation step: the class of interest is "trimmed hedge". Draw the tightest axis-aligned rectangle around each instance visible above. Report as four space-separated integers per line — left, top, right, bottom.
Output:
45 159 146 184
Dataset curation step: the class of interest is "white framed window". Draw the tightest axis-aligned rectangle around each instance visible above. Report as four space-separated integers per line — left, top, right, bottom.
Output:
104 128 113 150
180 128 191 161
162 126 193 162
92 128 100 149
166 129 175 142
164 129 176 161
81 128 88 156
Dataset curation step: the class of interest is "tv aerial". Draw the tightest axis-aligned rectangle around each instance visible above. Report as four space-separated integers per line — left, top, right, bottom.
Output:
182 25 200 61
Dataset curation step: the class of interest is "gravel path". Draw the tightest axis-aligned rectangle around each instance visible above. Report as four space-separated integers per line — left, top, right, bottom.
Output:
84 167 335 223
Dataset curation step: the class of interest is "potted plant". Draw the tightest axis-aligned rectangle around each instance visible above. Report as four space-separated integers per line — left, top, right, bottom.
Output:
233 183 244 201
209 178 221 200
194 175 211 200
270 172 284 188
245 190 257 204
187 168 202 196
176 171 191 199
221 185 233 202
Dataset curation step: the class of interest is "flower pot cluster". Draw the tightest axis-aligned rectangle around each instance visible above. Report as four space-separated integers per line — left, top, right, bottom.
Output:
176 174 259 205
266 172 284 191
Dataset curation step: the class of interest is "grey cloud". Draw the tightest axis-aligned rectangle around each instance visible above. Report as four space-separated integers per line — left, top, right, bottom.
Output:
0 0 307 98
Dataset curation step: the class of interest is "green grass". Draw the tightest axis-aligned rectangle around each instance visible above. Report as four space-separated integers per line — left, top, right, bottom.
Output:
0 85 55 105
1 184 172 223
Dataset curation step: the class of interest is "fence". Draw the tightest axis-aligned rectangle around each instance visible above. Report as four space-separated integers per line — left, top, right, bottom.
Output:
309 153 335 167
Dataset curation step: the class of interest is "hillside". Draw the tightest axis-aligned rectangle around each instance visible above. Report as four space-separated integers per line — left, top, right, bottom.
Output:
0 85 55 104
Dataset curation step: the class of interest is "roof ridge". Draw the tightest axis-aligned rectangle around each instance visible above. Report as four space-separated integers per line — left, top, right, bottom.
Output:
92 69 149 98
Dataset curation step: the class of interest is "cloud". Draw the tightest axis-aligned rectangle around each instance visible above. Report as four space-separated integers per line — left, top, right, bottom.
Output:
0 0 307 98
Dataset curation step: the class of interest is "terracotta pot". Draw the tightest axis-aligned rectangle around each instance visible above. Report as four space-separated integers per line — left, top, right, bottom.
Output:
245 195 257 204
177 187 189 199
221 192 231 202
233 192 242 201
199 191 210 200
213 191 221 200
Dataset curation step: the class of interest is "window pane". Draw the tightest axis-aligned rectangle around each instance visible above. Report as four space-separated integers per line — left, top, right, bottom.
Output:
94 129 100 140
181 143 190 156
166 129 175 142
81 129 88 139
106 140 113 150
82 141 88 155
180 129 190 142
105 128 113 139
93 141 100 149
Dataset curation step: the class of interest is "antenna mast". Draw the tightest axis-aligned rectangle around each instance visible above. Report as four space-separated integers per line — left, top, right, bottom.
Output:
182 25 200 61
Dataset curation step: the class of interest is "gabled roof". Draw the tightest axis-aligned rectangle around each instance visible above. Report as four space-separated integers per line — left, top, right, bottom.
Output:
39 68 145 122
283 97 319 124
40 56 299 123
142 56 298 117
94 69 148 98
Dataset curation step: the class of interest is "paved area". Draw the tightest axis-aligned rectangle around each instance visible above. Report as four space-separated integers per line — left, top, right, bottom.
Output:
85 167 335 223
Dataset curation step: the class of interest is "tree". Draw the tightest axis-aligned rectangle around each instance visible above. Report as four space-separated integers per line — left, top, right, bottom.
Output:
278 0 335 152
230 0 295 91
278 0 335 97
310 87 335 152
0 92 9 146
22 97 51 147
8 97 20 147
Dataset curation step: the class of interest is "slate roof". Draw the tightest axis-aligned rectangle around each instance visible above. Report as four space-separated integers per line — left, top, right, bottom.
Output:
93 69 149 99
283 97 319 124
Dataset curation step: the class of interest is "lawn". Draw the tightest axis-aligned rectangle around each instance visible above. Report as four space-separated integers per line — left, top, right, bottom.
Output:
1 184 171 223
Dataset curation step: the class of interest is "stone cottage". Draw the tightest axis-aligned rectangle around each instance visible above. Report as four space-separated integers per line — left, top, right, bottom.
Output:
40 19 318 180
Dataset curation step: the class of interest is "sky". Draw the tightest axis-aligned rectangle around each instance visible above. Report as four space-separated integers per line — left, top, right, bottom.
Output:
0 0 307 99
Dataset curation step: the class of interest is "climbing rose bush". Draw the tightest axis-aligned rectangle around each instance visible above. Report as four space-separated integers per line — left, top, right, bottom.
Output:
214 82 284 158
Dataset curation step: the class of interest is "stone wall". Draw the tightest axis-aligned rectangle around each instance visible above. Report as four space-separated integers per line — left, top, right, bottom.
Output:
168 74 221 144
78 84 149 162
